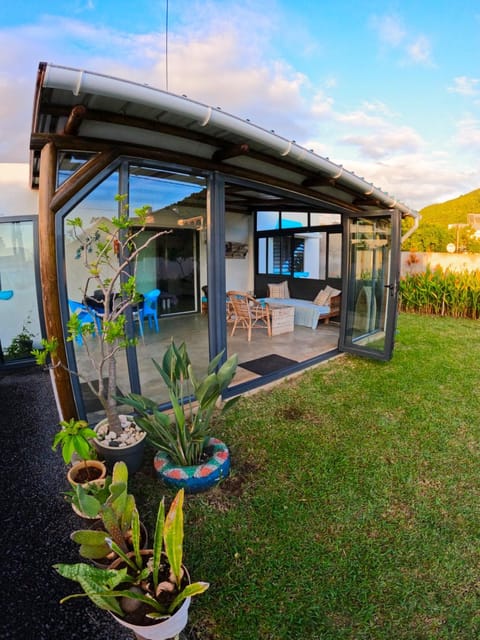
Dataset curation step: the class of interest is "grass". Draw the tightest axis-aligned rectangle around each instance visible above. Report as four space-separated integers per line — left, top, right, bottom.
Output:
132 313 480 640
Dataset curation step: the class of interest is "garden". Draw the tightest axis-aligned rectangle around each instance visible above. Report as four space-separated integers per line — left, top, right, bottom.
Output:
120 312 480 640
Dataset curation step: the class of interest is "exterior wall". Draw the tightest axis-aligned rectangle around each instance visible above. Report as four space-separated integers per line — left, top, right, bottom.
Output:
225 212 253 292
0 163 37 215
401 251 480 275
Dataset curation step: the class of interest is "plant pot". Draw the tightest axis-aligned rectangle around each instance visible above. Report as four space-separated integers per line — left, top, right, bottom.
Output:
93 415 146 475
109 550 191 640
67 460 107 486
153 437 230 493
112 596 191 640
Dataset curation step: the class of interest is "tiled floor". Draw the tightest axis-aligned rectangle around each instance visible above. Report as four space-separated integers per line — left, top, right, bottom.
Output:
74 312 340 422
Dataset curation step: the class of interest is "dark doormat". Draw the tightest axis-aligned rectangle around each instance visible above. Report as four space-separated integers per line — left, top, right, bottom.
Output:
80 379 122 413
240 353 298 376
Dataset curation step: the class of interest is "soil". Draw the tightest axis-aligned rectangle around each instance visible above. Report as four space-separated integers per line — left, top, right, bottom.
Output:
71 464 103 484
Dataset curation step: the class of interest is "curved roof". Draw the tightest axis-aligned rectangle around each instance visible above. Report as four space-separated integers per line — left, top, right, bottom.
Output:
30 62 418 220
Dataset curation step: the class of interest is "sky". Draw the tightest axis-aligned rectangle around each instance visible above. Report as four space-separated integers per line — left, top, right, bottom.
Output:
1 0 479 211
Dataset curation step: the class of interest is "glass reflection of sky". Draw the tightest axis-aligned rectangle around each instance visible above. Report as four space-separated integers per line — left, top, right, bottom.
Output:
58 167 205 220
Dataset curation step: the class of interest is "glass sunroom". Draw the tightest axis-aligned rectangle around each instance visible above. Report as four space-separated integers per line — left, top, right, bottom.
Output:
22 62 419 423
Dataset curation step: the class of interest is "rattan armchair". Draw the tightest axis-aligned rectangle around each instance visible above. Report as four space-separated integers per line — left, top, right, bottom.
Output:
227 291 271 341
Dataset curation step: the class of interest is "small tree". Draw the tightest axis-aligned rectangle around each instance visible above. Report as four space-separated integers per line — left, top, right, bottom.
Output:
34 195 170 435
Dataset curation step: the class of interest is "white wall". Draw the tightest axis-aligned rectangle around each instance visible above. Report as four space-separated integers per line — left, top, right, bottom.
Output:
401 251 480 275
0 163 37 215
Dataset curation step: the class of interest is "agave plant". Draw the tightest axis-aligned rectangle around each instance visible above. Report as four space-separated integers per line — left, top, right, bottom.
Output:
118 340 239 466
54 488 209 621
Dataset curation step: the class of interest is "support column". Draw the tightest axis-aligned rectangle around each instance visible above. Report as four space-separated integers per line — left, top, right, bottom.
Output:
38 141 77 420
206 172 227 362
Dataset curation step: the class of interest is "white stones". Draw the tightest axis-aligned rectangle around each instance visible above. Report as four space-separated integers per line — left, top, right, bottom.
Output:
94 416 145 448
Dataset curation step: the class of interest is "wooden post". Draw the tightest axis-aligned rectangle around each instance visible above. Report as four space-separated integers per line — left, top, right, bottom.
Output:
38 141 77 421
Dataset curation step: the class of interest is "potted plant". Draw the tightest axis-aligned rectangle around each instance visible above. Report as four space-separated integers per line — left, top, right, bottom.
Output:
69 461 147 567
119 339 239 492
5 317 35 360
63 476 112 520
53 417 107 485
33 195 170 474
54 488 209 640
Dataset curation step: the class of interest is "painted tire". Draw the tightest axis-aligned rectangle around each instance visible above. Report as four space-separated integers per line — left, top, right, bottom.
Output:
153 437 230 493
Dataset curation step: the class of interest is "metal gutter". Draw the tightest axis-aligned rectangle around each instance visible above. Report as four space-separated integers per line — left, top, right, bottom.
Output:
40 63 419 221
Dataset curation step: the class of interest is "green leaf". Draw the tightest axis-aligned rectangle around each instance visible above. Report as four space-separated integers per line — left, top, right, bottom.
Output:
168 581 210 613
54 563 127 615
164 489 184 588
152 498 165 591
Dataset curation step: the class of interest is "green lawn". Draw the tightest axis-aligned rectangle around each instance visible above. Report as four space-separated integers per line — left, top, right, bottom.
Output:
133 313 480 640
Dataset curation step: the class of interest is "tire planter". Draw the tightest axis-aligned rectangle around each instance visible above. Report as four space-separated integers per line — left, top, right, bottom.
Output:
93 415 146 475
153 437 230 493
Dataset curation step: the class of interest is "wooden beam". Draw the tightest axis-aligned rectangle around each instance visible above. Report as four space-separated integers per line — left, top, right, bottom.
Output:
50 148 121 212
212 143 249 162
63 104 87 136
38 142 77 421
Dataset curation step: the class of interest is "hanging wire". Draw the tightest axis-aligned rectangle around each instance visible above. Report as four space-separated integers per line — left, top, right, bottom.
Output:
165 0 169 91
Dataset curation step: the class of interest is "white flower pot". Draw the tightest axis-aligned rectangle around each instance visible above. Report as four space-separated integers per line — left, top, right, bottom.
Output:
111 596 191 640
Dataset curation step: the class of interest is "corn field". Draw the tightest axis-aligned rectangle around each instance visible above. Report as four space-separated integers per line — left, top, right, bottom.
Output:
399 266 480 319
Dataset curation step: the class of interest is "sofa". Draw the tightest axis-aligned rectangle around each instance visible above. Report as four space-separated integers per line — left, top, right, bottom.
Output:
260 281 341 330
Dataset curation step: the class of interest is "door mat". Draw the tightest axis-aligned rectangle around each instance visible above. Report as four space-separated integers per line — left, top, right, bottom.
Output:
80 379 122 413
240 354 298 376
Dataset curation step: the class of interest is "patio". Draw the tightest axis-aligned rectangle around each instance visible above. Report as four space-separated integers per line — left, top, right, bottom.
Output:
74 312 340 423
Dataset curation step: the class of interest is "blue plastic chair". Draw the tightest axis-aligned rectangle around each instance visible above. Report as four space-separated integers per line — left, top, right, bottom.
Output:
141 289 160 332
68 300 99 345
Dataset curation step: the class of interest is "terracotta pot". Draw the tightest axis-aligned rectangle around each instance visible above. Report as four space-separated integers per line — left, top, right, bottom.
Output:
93 415 146 475
67 460 107 486
153 437 230 493
109 550 191 640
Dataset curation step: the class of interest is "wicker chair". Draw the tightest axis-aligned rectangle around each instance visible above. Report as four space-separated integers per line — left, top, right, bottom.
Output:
227 291 271 342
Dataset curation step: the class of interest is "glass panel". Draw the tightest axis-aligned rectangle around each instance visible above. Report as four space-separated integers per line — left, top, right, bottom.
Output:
257 211 279 231
57 151 96 186
269 236 292 275
296 231 324 280
282 212 307 228
328 233 342 278
343 217 392 356
63 171 132 423
311 213 341 226
257 237 267 274
0 219 41 362
129 165 208 405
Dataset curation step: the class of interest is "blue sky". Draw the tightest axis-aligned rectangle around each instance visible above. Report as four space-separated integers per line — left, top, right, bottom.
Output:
1 0 479 210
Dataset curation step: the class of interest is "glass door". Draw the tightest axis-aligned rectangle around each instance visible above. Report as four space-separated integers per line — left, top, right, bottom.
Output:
339 212 401 361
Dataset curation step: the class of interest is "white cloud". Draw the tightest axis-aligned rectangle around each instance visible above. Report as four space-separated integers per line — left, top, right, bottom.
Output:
369 12 434 67
454 116 480 148
448 76 480 96
370 14 406 47
406 34 433 66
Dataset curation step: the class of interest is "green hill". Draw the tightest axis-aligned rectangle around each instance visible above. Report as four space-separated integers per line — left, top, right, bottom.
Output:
419 188 480 227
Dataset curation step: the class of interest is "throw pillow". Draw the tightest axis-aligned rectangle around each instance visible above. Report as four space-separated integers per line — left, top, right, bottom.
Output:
268 281 290 298
313 288 330 306
324 286 341 300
